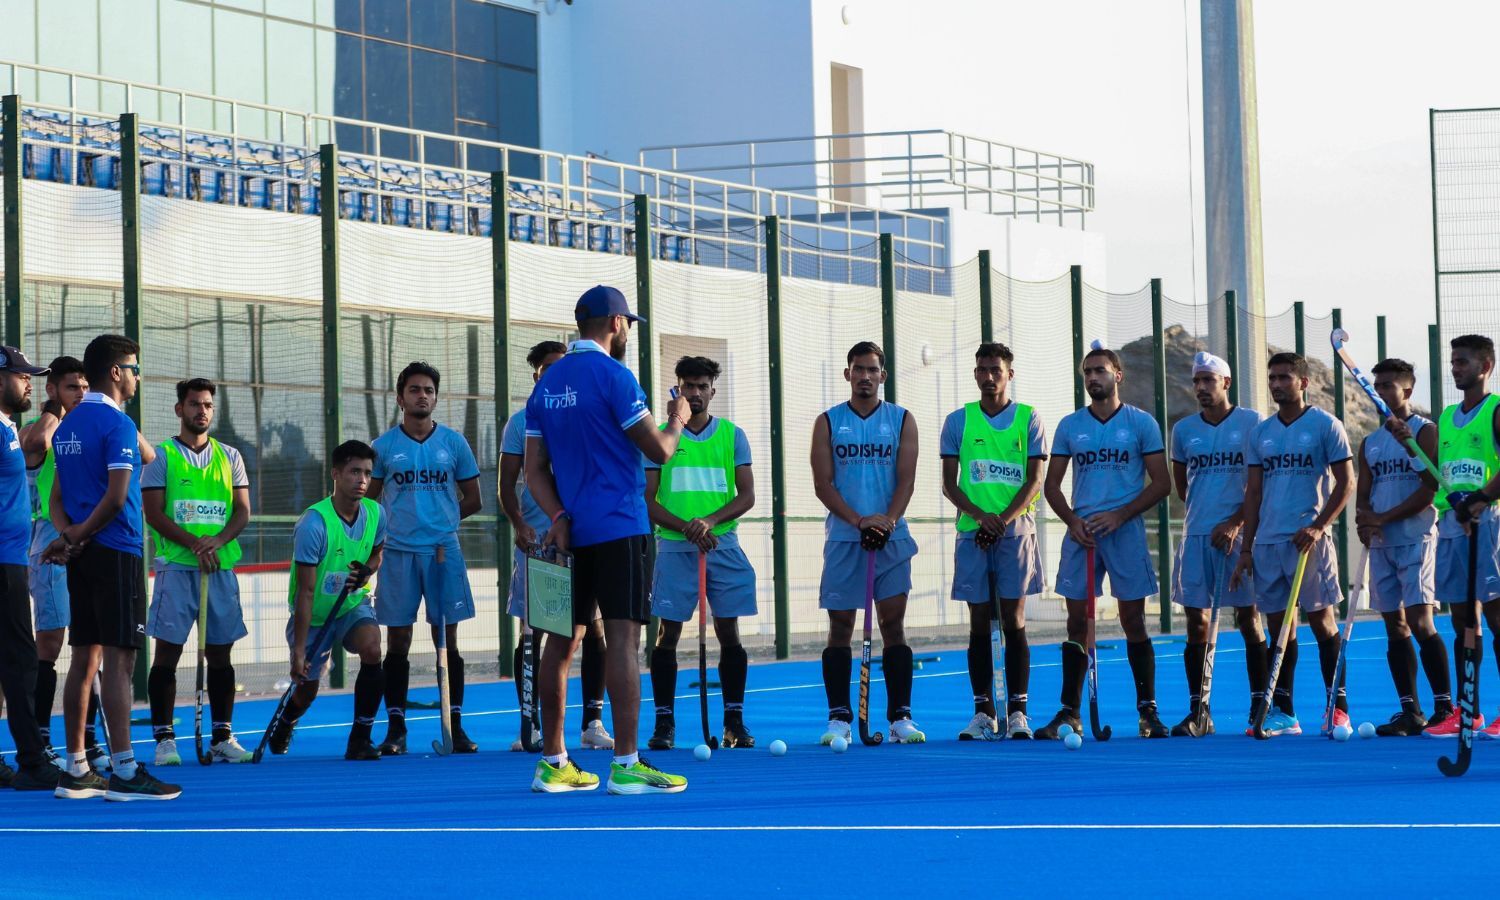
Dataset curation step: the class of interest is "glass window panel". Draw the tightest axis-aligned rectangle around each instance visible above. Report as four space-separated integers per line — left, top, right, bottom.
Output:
454 0 496 61
266 20 318 115
214 7 268 134
455 57 497 125
37 0 99 77
313 23 336 115
0 0 36 63
411 0 453 51
364 39 410 127
335 0 362 31
314 0 337 27
266 0 317 23
215 0 265 11
496 66 537 149
364 0 408 42
160 0 215 95
334 32 364 120
494 4 537 70
100 0 160 86
411 48 454 134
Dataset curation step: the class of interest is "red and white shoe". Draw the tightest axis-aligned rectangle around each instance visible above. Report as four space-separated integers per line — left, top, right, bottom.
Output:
1423 706 1487 738
1321 707 1352 736
1479 713 1500 741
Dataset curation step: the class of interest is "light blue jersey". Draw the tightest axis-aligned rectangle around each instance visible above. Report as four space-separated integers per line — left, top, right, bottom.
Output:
644 416 752 554
370 423 480 553
1170 406 1261 536
824 401 912 543
1247 407 1352 544
501 409 549 533
1051 404 1164 520
939 401 1048 537
1364 415 1437 547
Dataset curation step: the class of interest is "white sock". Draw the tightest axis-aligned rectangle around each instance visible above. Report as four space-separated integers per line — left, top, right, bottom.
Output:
111 751 138 780
613 752 639 768
543 752 568 767
68 752 88 777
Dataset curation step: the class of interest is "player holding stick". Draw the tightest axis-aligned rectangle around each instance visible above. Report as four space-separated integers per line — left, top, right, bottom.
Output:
1041 343 1172 740
940 342 1045 740
1231 352 1354 737
1169 352 1263 736
645 356 758 749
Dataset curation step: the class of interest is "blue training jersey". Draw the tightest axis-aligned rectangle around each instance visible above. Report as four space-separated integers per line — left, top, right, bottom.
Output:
51 394 143 557
1364 414 1437 547
823 400 912 543
1247 406 1352 544
1051 404 1164 520
370 422 480 553
501 409 550 534
1171 406 1262 536
0 413 28 566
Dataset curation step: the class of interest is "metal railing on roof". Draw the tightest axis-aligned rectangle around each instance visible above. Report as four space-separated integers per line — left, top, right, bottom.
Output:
641 129 1094 227
1 59 947 285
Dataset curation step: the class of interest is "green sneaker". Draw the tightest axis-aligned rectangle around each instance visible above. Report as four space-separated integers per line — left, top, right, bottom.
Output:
607 756 687 795
531 758 600 793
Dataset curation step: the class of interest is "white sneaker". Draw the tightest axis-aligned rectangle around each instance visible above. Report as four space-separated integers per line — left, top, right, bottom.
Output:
510 728 541 752
889 718 927 744
957 712 999 741
580 719 615 750
819 719 852 745
153 738 181 766
1006 711 1034 740
209 736 253 763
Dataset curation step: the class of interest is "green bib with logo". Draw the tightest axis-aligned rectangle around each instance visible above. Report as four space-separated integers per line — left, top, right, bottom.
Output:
1437 394 1500 512
956 401 1035 532
655 418 738 540
288 497 381 626
154 439 242 568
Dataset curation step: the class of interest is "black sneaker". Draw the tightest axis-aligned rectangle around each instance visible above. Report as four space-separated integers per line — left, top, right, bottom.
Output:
54 769 109 800
647 720 675 751
451 719 479 754
1138 704 1170 738
345 734 381 761
377 720 407 756
1171 705 1215 737
105 766 182 801
0 756 12 788
269 718 297 755
13 765 63 791
722 718 756 749
1033 708 1082 741
1375 709 1428 737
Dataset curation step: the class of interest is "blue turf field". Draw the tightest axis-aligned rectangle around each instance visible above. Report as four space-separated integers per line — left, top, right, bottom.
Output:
4 618 1497 897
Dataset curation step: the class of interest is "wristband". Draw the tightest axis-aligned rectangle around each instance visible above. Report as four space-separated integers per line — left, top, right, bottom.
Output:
550 509 570 525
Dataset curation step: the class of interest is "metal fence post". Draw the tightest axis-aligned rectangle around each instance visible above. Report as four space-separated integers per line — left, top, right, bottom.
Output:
879 233 897 403
493 171 514 677
1225 291 1240 406
1429 324 1443 416
978 249 994 343
1151 278 1172 634
122 112 150 701
2 95 21 345
319 143 347 689
766 215 790 660
1294 300 1306 403
634 193 658 652
1377 315 1388 362
1331 306 1349 596
1070 265 1084 409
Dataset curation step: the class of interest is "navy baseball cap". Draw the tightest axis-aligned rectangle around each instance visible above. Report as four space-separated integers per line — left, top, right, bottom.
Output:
0 346 49 376
574 285 644 324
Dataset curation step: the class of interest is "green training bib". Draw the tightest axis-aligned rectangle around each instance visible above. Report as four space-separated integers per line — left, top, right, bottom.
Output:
153 438 242 569
1438 393 1500 511
655 418 738 541
288 497 381 626
956 401 1035 532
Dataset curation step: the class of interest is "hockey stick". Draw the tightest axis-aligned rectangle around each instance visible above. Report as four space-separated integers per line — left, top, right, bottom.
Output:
858 549 884 746
1085 547 1111 742
1440 528 1482 776
253 571 363 763
697 550 720 750
1331 328 1449 490
1193 550 1230 737
519 544 542 753
988 548 1007 740
1253 548 1311 740
1323 539 1371 738
432 547 454 756
194 570 212 765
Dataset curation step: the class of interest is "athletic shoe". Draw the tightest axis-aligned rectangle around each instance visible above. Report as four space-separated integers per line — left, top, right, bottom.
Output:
647 720 675 751
154 738 181 767
344 734 381 761
1006 711 1034 740
43 744 64 772
105 766 182 802
0 757 12 788
1479 714 1500 741
12 765 63 791
451 722 479 754
819 719 852 745
531 758 600 793
269 718 297 755
1034 708 1082 741
889 718 927 744
607 757 687 795
957 712 999 741
581 718 615 750
54 769 109 800
1261 709 1302 737
510 727 541 752
209 736 254 763
1138 704 1170 738
1422 705 1483 738
85 744 112 773
1321 707 1352 737
1172 706 1214 737
722 718 756 749
1375 710 1428 737
376 720 407 756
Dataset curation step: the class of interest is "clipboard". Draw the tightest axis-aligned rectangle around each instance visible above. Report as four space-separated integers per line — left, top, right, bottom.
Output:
525 547 575 638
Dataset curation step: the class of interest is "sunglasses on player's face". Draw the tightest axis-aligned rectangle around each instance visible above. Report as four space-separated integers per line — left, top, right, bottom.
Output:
117 363 141 376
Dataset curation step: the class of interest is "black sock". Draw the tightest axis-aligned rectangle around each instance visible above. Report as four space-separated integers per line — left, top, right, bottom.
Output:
822 646 852 722
650 645 678 720
1184 641 1206 707
85 692 100 748
382 654 409 729
966 631 995 718
719 643 748 721
883 644 914 722
1003 626 1030 714
1245 633 1269 701
1061 641 1086 711
1419 632 1452 705
1492 632 1500 682
207 665 235 741
449 652 466 716
352 662 385 741
582 633 606 724
1387 640 1419 714
1273 639 1298 715
34 660 57 741
1126 639 1156 707
148 665 177 739
1317 633 1348 712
